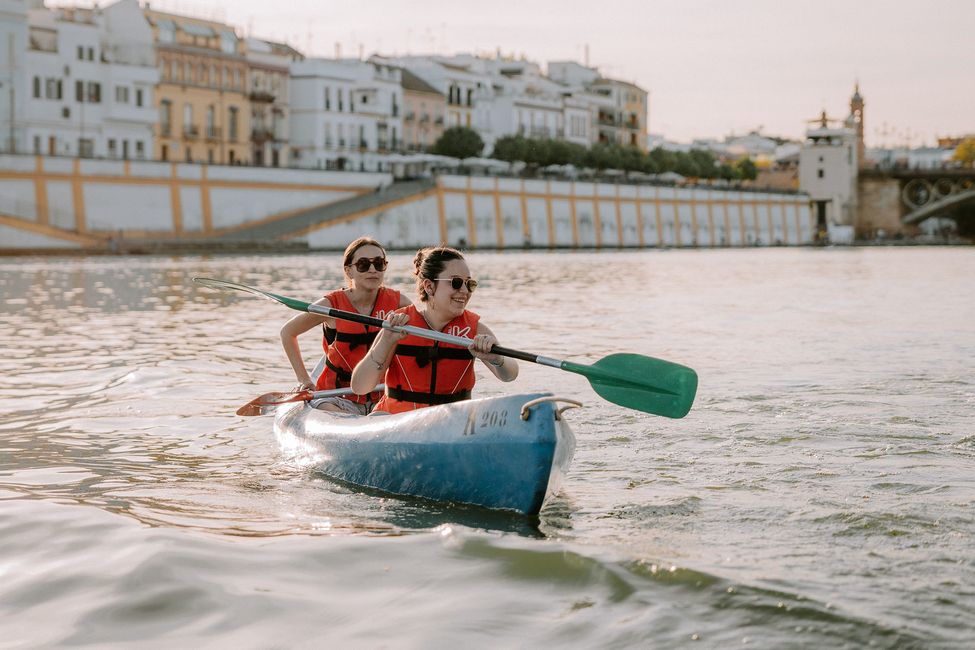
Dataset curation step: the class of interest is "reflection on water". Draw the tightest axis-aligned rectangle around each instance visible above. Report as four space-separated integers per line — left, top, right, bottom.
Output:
1 248 973 646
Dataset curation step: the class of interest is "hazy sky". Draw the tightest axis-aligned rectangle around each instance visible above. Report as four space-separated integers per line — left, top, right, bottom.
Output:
135 0 974 145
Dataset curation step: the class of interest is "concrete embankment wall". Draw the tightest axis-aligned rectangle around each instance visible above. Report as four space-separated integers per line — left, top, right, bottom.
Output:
300 175 815 250
0 154 388 251
0 154 813 252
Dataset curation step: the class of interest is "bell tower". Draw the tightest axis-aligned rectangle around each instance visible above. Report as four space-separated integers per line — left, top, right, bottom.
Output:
849 83 865 167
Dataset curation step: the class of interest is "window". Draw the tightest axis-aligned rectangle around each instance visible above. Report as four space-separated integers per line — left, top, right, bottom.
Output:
122 140 129 159
185 62 192 83
183 103 193 133
220 31 236 54
33 76 40 98
44 78 58 99
228 106 238 141
159 24 175 44
33 135 41 153
324 87 330 110
233 68 240 89
115 85 129 103
87 47 94 61
135 88 144 107
324 123 332 148
817 169 824 178
77 45 83 60
337 89 343 112
136 141 145 159
108 139 117 157
87 82 101 103
161 144 168 161
160 100 172 135
75 80 84 102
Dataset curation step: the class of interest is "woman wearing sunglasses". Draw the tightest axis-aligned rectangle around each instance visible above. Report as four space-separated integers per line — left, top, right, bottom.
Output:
351 245 518 414
280 236 412 414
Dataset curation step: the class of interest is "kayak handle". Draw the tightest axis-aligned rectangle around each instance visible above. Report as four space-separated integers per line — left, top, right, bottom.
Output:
520 396 584 421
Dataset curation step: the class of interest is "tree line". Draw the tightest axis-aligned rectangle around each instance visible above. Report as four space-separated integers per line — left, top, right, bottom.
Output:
431 126 758 180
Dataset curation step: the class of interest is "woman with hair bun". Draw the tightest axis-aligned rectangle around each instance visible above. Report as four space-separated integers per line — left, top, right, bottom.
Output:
351 245 518 414
280 236 412 414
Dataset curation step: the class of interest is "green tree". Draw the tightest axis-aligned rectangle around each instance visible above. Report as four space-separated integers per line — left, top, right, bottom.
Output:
689 149 717 178
954 138 975 167
673 151 700 177
523 138 551 166
432 126 484 159
717 163 738 181
649 147 676 173
491 135 528 162
736 157 757 180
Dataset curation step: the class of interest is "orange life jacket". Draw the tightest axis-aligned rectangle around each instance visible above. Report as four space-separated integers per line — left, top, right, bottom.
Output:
373 305 479 414
316 287 401 406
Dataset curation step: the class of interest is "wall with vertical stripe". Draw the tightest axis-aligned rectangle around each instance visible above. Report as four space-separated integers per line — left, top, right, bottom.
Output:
302 175 814 250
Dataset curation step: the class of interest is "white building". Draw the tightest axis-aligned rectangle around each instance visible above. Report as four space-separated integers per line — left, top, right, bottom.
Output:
479 58 565 150
21 0 157 159
0 0 29 153
799 123 858 235
289 58 403 172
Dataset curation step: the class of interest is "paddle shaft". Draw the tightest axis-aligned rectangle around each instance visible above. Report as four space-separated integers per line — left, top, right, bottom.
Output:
193 277 698 417
307 304 564 369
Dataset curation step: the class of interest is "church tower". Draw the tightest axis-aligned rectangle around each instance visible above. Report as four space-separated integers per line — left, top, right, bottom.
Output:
849 83 865 168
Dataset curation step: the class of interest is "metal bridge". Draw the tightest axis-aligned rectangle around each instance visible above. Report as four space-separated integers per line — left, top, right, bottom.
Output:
895 170 975 225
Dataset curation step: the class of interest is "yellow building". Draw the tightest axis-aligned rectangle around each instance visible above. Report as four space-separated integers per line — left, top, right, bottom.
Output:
144 9 250 164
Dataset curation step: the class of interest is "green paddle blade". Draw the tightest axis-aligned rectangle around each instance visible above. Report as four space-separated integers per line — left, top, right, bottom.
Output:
193 277 312 312
561 353 698 418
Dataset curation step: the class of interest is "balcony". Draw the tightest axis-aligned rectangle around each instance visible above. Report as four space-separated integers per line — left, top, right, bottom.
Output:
251 126 277 142
205 126 222 140
248 90 275 103
183 125 199 139
597 114 618 127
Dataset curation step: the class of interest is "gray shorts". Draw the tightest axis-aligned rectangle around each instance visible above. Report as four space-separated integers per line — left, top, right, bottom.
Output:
308 396 370 416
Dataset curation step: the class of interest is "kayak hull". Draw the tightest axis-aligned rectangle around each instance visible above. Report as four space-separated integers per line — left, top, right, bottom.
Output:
274 392 576 515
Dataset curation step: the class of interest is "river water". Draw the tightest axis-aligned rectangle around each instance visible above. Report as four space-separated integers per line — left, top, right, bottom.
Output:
1 247 972 648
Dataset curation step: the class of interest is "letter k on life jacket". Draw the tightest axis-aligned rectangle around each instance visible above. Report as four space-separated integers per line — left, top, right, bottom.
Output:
316 287 401 405
374 305 479 414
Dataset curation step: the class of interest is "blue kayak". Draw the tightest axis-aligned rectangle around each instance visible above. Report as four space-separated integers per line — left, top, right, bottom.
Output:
273 392 578 515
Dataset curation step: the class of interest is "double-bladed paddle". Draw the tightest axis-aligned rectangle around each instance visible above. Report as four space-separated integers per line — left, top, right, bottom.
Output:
237 385 385 416
195 277 698 418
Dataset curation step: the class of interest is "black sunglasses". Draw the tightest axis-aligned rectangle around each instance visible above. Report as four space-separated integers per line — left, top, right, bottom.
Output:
434 276 478 292
350 256 387 272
